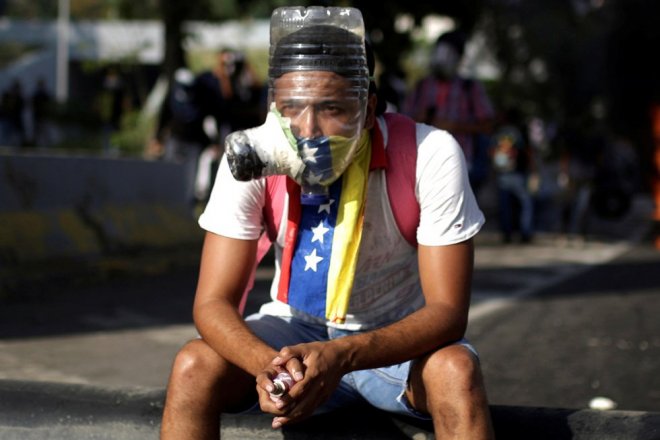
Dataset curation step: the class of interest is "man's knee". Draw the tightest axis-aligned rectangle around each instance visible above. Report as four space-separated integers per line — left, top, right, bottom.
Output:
421 344 482 391
407 344 484 415
416 345 494 438
170 339 219 383
166 339 257 414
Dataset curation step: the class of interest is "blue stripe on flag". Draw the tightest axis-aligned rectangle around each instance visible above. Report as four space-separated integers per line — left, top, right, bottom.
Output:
288 178 342 317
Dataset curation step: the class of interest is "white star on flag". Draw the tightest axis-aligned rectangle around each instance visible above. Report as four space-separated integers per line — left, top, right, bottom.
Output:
311 220 330 243
305 171 324 185
304 248 324 272
318 198 335 214
300 143 319 163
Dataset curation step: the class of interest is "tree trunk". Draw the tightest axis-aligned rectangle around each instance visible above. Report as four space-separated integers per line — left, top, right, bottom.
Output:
158 1 194 86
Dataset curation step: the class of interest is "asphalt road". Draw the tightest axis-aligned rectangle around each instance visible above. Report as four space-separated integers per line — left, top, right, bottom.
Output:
0 196 658 415
468 237 660 413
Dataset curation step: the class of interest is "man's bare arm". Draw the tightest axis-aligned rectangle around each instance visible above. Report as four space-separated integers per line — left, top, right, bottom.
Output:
193 232 278 377
323 239 473 371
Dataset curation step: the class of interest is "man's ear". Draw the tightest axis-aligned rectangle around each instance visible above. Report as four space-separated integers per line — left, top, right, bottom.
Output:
364 93 378 130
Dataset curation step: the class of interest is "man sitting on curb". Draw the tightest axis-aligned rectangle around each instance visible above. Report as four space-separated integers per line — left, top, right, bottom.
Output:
160 6 494 440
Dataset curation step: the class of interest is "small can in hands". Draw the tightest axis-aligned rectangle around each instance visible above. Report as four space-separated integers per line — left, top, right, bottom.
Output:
269 372 295 400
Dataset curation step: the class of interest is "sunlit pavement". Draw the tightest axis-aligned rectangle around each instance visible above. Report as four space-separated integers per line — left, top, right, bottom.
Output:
0 196 657 431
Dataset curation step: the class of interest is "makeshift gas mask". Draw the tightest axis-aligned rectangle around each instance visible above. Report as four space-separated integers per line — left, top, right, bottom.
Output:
430 42 461 79
224 7 369 204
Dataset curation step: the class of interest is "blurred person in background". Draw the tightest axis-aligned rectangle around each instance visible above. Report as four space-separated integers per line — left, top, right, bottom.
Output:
556 112 608 243
100 66 127 155
377 66 408 113
154 67 215 211
590 134 640 224
490 107 535 244
31 77 53 148
2 79 26 147
155 50 264 211
194 49 263 204
405 29 495 196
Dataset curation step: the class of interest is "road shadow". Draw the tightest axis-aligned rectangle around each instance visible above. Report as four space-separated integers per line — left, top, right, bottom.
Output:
468 240 660 412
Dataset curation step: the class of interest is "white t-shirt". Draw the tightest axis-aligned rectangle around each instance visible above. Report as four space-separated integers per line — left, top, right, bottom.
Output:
199 118 485 330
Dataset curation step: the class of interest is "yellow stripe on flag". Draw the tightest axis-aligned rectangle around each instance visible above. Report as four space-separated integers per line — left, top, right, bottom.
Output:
326 131 371 323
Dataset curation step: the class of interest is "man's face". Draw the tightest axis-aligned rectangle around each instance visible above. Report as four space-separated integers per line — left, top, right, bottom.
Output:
430 42 460 79
273 71 365 140
218 51 236 75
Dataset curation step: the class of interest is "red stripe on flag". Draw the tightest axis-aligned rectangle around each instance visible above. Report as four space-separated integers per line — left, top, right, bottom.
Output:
277 177 301 304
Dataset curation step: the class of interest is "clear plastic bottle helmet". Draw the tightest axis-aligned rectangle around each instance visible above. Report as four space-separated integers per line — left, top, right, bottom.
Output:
224 6 369 204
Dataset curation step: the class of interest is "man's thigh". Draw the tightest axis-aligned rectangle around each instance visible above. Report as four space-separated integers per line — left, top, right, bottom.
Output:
346 339 479 420
245 314 327 349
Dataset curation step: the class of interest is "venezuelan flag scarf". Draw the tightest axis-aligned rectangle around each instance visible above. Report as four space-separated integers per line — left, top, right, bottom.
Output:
277 130 375 324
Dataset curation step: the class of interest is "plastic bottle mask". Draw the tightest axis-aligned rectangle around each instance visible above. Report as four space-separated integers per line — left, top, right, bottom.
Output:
224 7 369 204
224 70 366 204
276 71 365 190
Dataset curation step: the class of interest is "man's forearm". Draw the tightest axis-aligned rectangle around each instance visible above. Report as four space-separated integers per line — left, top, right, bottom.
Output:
194 299 278 377
329 302 467 374
327 243 473 375
191 233 277 378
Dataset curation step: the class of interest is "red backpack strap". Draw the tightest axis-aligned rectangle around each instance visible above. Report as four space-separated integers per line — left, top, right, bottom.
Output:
382 113 419 247
239 174 287 313
263 175 287 242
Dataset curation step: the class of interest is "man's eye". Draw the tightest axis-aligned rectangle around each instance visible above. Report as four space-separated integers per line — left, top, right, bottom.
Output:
319 104 343 115
280 105 302 117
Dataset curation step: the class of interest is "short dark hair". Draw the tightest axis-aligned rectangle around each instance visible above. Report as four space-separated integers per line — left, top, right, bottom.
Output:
435 30 467 56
